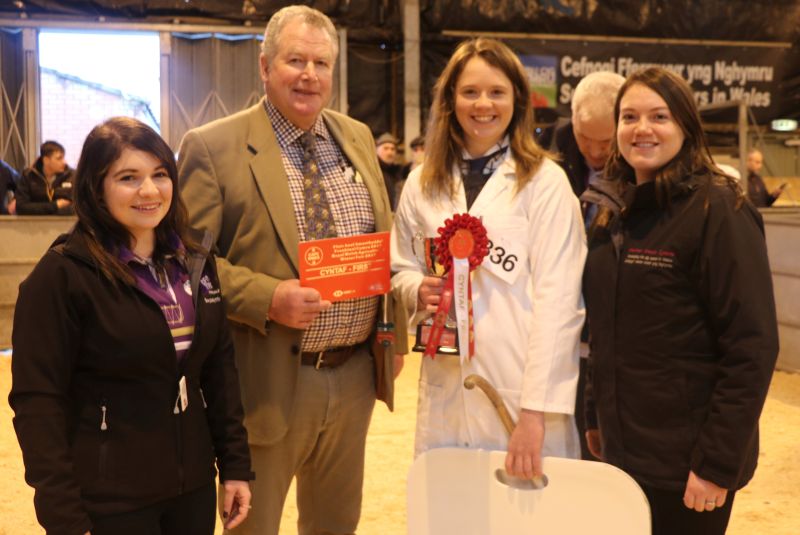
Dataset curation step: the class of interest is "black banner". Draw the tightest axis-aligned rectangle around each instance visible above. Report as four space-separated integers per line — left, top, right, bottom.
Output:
511 38 791 125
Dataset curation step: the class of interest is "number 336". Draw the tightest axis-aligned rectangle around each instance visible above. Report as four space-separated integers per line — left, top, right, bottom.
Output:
486 240 517 272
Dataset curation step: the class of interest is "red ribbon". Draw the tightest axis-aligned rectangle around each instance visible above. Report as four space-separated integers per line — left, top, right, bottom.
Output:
424 214 488 359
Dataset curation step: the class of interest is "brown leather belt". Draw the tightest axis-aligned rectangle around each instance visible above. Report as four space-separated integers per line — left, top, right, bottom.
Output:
300 344 359 370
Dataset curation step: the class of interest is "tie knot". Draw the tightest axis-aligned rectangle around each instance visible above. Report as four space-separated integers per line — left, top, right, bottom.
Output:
300 131 316 157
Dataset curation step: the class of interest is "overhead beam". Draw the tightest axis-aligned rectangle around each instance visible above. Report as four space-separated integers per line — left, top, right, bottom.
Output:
0 18 264 35
442 29 792 49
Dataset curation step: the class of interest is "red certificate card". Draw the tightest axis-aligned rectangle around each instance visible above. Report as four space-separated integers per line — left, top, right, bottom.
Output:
299 232 390 302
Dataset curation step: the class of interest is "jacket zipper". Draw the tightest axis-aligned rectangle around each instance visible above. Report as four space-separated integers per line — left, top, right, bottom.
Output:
31 169 56 201
174 254 206 496
176 256 209 493
100 404 108 430
99 398 109 479
140 249 209 496
132 261 194 497
174 253 210 493
174 390 184 494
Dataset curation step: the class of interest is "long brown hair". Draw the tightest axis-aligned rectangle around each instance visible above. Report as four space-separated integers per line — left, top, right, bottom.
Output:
604 67 743 206
72 117 196 285
421 37 548 198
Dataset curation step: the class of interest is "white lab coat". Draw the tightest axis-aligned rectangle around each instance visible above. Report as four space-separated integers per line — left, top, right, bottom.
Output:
391 152 586 456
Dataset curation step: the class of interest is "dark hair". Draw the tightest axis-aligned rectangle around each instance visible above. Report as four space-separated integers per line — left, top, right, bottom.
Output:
72 117 195 285
422 37 548 198
40 140 65 157
604 67 742 206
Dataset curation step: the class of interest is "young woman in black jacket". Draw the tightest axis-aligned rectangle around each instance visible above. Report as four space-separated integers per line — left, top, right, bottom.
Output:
581 68 778 535
10 117 253 535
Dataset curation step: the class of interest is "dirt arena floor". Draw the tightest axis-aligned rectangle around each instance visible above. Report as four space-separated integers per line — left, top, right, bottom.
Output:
1 352 798 535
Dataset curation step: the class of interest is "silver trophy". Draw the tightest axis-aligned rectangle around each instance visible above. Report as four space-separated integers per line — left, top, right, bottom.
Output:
411 231 459 355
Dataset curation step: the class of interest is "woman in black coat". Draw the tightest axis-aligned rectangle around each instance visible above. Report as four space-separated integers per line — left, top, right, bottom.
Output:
581 68 778 535
10 117 253 535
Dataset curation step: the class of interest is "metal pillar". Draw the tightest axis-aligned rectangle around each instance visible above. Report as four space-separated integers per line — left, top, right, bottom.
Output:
21 27 38 165
403 0 421 143
159 31 171 146
738 101 749 193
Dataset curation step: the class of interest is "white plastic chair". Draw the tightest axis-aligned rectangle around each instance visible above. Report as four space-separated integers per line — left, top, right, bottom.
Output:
407 448 651 535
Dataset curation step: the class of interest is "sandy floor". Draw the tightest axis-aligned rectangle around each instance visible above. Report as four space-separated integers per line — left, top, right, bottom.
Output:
1 353 798 535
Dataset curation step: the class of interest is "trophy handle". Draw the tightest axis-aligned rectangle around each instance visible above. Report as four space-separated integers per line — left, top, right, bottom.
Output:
412 232 437 275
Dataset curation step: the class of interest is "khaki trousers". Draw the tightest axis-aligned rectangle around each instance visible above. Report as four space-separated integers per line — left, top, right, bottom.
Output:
227 346 376 535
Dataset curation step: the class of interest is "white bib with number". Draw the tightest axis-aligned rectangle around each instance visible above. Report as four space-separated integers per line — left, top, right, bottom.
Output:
479 215 528 286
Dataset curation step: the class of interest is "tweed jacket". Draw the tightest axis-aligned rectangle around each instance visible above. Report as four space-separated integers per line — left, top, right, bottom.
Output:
178 99 407 445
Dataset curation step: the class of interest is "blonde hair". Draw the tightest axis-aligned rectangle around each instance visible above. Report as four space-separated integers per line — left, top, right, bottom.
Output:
421 38 548 198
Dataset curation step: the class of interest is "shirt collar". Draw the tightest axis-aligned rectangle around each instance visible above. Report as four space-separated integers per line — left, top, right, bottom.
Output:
458 136 510 179
116 233 184 266
264 98 330 150
117 244 140 265
459 135 510 161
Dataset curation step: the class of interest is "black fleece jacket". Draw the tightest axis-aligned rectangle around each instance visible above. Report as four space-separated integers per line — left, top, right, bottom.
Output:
582 176 778 492
9 231 253 535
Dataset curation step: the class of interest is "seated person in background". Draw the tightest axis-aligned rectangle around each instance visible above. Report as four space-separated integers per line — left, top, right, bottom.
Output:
376 132 405 210
16 140 75 215
746 148 786 207
0 158 20 214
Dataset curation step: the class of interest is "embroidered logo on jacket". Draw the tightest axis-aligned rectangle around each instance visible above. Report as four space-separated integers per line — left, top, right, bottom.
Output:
200 274 222 303
623 247 676 269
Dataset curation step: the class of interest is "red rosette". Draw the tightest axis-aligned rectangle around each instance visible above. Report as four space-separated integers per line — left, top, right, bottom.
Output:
423 213 488 359
434 213 489 273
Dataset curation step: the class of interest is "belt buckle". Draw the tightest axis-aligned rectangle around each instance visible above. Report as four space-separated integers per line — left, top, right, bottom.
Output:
314 351 325 370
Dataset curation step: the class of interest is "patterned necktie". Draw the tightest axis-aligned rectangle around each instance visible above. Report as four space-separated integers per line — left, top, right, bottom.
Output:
299 131 337 240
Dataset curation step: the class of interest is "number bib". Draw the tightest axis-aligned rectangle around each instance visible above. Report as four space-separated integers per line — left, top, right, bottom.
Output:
480 215 528 286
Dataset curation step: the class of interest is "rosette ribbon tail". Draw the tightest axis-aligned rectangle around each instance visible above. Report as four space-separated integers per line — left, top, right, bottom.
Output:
452 256 472 365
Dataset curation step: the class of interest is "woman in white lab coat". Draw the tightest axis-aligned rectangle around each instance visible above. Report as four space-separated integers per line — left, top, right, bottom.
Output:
390 37 586 480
